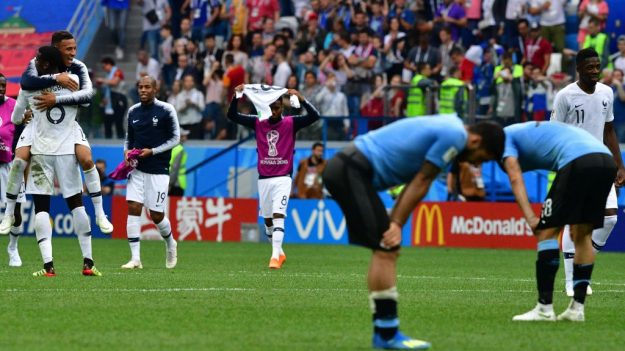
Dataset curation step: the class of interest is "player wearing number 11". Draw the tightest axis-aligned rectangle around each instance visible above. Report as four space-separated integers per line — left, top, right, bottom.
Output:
122 76 180 269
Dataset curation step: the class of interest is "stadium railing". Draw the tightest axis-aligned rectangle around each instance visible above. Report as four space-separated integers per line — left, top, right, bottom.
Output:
185 134 256 198
67 0 104 60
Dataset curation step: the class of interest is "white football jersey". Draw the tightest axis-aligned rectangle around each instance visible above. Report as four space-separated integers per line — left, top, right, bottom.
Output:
550 81 614 141
12 75 80 155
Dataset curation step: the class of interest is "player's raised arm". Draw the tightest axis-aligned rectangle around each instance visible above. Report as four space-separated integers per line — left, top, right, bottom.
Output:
290 89 321 130
54 60 94 106
20 59 57 90
226 85 258 128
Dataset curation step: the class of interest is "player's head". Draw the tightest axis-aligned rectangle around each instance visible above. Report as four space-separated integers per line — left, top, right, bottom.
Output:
35 46 64 76
51 31 76 68
0 73 6 101
460 121 505 164
270 97 284 119
576 48 601 85
137 76 158 104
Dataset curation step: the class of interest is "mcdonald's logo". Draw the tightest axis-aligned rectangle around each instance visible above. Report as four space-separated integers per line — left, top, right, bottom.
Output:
414 204 445 246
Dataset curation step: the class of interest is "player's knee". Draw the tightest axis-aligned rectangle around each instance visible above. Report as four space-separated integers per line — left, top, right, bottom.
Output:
15 148 30 162
33 195 51 214
65 193 83 210
127 201 143 216
374 249 400 260
264 218 273 227
273 213 285 219
71 207 91 234
34 211 51 232
605 208 618 217
150 211 165 223
80 158 95 170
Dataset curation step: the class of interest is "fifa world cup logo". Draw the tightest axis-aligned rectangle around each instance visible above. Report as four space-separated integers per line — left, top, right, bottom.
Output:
266 130 280 157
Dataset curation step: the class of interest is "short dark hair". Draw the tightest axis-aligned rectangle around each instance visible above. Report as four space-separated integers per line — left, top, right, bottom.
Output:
204 33 215 40
440 26 452 35
517 19 529 28
96 159 106 165
161 24 172 31
224 53 234 64
101 56 115 66
589 17 601 26
304 70 316 79
38 45 64 71
417 62 430 73
312 142 323 149
502 51 513 61
468 121 505 161
449 47 463 57
51 31 74 45
576 48 599 67
448 66 459 77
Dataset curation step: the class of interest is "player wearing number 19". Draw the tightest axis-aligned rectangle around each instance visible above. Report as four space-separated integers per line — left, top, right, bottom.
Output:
503 121 616 322
122 76 180 269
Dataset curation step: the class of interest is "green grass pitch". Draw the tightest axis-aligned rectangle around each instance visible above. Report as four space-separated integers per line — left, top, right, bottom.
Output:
0 237 624 351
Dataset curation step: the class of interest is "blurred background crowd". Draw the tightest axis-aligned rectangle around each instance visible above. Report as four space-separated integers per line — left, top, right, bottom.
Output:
89 0 625 142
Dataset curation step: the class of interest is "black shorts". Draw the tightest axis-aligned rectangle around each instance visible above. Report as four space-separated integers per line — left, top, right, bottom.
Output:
537 153 616 230
322 144 394 251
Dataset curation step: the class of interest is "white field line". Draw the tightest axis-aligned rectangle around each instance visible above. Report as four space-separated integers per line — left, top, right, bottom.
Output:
3 287 625 293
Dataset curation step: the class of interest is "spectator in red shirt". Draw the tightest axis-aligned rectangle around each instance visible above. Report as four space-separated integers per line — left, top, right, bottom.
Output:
524 24 552 74
247 0 280 33
223 53 245 101
450 47 474 83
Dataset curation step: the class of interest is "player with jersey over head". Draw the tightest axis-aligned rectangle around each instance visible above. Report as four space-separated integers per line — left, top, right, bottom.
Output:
550 48 625 296
227 84 320 269
504 122 616 322
8 46 103 277
323 117 505 349
0 30 113 236
122 76 180 270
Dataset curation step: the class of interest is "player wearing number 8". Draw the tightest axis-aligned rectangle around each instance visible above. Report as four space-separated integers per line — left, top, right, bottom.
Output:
123 76 181 269
502 121 616 322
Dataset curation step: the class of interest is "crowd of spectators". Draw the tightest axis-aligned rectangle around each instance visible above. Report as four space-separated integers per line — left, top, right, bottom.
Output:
93 0 625 142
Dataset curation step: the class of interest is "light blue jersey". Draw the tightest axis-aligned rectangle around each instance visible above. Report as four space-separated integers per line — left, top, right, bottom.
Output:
503 121 610 171
354 115 467 190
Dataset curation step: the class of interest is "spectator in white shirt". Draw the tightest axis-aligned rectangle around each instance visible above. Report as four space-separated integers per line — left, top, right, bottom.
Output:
529 0 566 52
136 49 161 81
273 49 292 88
316 73 350 140
174 74 205 139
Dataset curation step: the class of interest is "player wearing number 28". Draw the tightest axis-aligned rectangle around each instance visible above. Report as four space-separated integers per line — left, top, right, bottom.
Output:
549 48 625 297
227 84 320 269
503 120 616 322
122 76 180 270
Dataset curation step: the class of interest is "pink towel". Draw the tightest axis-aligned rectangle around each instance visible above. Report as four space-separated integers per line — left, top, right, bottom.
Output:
108 149 142 180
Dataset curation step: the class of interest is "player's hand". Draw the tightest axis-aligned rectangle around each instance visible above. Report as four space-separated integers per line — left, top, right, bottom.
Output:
56 73 79 91
527 216 539 233
23 108 33 124
139 148 153 158
380 222 402 249
287 89 304 101
615 166 625 187
234 84 245 93
34 92 57 111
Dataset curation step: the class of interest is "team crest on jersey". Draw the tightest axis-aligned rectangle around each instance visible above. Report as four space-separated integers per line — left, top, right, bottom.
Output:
152 116 158 126
603 100 608 107
266 130 280 157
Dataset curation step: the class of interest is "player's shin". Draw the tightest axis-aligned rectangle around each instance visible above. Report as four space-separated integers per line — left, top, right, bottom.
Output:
72 207 93 261
4 158 27 216
573 263 594 304
8 225 22 250
271 218 285 260
84 166 105 218
536 239 560 305
34 212 53 266
591 215 617 253
156 217 175 247
562 226 575 293
127 215 141 261
369 287 399 341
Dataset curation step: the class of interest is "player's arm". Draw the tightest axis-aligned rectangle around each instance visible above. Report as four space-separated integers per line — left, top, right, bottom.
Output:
151 104 181 156
124 109 136 158
10 90 29 125
20 59 58 90
54 61 95 106
504 157 539 231
604 121 625 186
382 161 440 248
226 93 257 129
290 89 321 130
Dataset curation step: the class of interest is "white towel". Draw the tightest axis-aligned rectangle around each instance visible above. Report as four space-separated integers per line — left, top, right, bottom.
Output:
235 84 299 120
